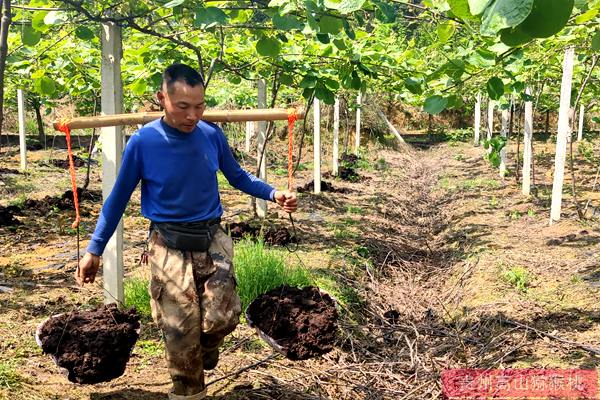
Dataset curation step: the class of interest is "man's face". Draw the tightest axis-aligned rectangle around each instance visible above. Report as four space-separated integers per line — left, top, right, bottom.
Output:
157 80 206 133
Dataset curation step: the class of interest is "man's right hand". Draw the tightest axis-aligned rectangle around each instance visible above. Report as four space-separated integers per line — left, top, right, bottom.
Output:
76 252 101 285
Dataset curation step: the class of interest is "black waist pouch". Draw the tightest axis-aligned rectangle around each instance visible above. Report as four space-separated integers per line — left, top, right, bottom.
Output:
152 218 221 252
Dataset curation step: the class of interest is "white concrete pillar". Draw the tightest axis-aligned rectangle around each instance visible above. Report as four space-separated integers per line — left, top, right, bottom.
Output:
245 121 254 152
550 47 575 224
474 92 481 146
256 79 267 218
332 97 339 176
313 98 321 194
500 108 509 177
355 92 361 154
100 20 124 304
17 89 27 171
522 87 533 196
487 99 494 153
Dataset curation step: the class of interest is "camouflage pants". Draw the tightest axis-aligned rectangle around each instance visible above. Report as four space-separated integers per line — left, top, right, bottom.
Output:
148 225 241 397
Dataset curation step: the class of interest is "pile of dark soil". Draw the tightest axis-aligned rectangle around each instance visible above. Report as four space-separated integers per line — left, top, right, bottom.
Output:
225 222 297 246
24 188 99 215
0 188 98 227
338 154 361 182
37 303 140 384
48 155 87 169
247 285 338 360
0 205 23 227
0 167 20 175
226 221 260 240
297 180 348 194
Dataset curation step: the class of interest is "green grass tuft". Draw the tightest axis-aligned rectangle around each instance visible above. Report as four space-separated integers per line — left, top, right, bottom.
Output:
124 277 152 321
0 361 24 391
502 266 529 293
234 238 312 312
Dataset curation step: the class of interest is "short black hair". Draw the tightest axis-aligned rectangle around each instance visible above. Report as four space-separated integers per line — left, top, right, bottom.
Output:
161 63 205 92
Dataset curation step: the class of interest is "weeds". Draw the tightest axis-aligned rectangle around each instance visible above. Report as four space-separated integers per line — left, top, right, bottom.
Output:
124 277 152 321
502 266 529 292
234 238 312 311
346 205 364 215
0 361 24 391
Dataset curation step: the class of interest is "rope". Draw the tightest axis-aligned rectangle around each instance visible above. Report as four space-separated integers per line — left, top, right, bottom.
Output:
286 109 299 252
56 118 82 277
56 119 80 229
287 108 297 191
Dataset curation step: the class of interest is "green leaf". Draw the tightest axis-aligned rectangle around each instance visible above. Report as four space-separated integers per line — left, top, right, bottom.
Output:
316 33 330 43
44 11 68 25
256 37 281 57
575 8 598 23
299 75 318 88
273 14 304 30
423 95 448 114
75 26 95 40
315 86 335 104
319 16 344 34
228 75 242 84
163 0 185 7
404 77 423 94
593 30 600 51
279 74 294 86
324 0 342 8
480 0 534 36
437 21 456 42
468 0 492 15
333 38 347 49
338 0 367 14
36 76 56 96
343 19 356 39
21 26 41 46
444 59 465 80
374 1 396 22
511 81 525 92
31 11 49 32
467 49 496 67
486 77 505 100
448 0 474 19
194 7 228 27
520 0 574 38
341 70 361 90
500 25 532 46
592 116 600 124
322 77 340 90
131 79 147 95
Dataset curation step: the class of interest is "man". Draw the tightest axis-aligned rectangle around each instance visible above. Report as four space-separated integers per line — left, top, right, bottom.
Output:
76 63 297 400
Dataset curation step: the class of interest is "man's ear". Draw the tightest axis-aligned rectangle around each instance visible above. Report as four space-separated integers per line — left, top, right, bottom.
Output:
157 91 165 108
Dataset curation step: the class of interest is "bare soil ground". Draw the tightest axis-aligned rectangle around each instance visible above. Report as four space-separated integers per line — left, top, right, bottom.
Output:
0 131 599 399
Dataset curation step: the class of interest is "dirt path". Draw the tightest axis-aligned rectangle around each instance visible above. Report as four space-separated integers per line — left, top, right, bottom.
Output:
0 137 599 399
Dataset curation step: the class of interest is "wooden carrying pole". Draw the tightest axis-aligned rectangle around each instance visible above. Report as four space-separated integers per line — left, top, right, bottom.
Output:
53 108 305 130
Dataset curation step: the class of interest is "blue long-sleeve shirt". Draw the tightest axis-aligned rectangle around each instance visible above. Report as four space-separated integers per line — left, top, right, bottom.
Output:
87 118 275 256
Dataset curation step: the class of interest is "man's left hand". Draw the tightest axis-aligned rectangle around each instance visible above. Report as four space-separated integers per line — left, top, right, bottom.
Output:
274 190 297 213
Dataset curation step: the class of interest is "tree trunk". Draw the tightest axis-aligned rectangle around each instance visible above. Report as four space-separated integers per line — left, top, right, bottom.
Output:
0 0 12 146
544 110 550 135
31 97 46 147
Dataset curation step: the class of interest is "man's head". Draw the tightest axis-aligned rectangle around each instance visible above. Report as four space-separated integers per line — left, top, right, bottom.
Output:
157 63 206 133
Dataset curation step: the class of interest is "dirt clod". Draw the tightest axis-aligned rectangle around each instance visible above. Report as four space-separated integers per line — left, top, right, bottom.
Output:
49 156 87 169
297 180 348 194
37 303 140 384
225 222 297 245
247 285 338 360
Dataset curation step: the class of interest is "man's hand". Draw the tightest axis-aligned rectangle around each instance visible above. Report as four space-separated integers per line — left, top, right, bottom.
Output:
76 252 101 285
274 190 298 213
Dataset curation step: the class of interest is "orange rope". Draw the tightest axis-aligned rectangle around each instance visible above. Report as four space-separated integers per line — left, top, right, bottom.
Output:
287 108 297 192
56 119 80 228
